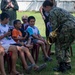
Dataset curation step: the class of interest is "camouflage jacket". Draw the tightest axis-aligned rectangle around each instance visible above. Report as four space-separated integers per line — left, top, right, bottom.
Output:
49 7 75 32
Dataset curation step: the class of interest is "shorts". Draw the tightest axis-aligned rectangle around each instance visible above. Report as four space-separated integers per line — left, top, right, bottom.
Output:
2 44 10 53
11 43 22 46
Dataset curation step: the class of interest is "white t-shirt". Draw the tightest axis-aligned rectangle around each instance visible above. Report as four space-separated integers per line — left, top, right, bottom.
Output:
0 24 16 51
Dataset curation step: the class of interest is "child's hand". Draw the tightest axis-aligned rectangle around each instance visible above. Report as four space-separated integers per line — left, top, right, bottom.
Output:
25 34 28 39
41 39 47 44
44 40 47 44
20 42 24 46
40 38 45 42
4 31 11 37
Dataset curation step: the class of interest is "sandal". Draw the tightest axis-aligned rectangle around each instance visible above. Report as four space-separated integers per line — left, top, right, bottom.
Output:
34 63 47 72
25 64 35 74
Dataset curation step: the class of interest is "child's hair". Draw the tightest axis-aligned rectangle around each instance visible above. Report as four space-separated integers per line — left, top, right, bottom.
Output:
22 15 28 20
43 1 53 7
1 12 10 21
28 16 36 22
13 19 21 27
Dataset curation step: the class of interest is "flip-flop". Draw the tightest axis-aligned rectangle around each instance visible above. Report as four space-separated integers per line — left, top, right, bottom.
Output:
35 63 47 72
25 64 35 74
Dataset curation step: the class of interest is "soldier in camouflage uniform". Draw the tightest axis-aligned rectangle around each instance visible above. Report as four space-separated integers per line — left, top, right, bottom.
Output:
1 0 19 26
43 1 75 72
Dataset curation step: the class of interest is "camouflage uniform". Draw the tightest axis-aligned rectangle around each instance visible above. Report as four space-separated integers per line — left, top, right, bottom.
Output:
49 7 75 63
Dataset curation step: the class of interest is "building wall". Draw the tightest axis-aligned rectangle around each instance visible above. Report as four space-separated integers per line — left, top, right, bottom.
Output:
0 0 75 12
57 1 75 12
14 0 75 12
17 1 43 11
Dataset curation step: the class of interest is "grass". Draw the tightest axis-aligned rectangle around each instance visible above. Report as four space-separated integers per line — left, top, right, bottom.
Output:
5 11 75 75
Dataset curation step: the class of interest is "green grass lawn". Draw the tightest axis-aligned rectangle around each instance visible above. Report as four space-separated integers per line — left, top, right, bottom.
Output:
5 11 75 75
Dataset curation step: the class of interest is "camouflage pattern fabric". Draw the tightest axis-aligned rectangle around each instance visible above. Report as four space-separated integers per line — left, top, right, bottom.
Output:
49 7 75 63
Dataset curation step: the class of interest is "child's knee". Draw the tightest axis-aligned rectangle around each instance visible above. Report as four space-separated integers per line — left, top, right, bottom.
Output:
9 45 17 52
24 47 29 52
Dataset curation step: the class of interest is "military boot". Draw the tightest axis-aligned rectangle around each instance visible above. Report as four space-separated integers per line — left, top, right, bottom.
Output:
65 62 71 70
53 62 67 72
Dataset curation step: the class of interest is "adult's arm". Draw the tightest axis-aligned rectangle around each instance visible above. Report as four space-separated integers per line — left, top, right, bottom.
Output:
12 1 19 10
39 6 46 20
1 0 7 11
49 10 58 31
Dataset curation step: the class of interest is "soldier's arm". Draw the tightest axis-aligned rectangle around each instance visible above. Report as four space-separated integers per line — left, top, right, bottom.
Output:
49 11 58 31
12 1 19 10
1 1 8 11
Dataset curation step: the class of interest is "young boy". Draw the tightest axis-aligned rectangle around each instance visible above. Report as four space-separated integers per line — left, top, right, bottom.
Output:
21 15 29 30
0 13 21 75
12 19 32 49
20 15 29 37
26 16 52 62
12 19 47 73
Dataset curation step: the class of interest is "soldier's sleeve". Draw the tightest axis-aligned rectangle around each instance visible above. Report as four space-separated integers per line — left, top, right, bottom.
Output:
1 1 7 11
13 1 19 10
49 11 58 31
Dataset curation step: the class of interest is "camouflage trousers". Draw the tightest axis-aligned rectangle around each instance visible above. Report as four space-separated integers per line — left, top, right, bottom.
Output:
55 28 75 63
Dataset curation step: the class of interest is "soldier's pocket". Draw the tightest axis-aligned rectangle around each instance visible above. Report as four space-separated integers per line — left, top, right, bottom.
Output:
59 33 70 43
64 34 70 43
